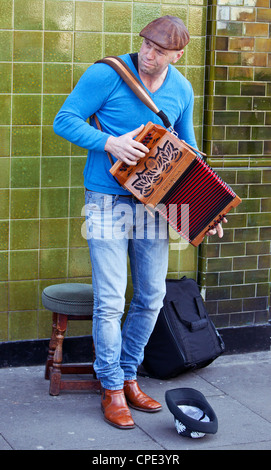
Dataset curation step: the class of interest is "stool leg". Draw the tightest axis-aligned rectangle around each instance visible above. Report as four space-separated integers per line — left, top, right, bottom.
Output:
45 312 58 380
49 314 67 396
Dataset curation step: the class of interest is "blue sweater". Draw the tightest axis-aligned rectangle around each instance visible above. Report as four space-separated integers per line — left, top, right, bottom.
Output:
53 54 198 195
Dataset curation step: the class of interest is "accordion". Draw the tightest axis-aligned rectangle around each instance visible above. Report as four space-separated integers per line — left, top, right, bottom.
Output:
110 122 242 246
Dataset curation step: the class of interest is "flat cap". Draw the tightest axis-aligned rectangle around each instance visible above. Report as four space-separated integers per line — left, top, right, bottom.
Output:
140 16 190 51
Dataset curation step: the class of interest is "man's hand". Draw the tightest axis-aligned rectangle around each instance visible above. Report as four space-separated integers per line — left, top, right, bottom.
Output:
206 217 228 238
104 125 149 165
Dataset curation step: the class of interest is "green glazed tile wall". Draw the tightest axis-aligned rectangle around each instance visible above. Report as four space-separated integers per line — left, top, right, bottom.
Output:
200 0 271 328
0 0 207 342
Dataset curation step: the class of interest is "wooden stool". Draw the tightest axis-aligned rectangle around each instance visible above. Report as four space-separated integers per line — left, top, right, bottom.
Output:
42 283 100 396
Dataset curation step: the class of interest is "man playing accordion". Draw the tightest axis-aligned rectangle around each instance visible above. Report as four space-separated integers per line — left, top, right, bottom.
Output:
54 16 225 429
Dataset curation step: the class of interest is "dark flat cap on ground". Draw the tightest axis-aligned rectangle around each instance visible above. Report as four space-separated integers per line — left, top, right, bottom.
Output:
165 388 218 438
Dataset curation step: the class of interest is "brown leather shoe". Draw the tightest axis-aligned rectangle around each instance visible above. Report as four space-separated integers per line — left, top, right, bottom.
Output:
124 380 162 413
101 388 135 429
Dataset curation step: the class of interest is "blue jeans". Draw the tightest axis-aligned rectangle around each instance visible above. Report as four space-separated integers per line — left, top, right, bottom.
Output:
84 190 169 390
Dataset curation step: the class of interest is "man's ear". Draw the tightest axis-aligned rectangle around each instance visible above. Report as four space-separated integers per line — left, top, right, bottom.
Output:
172 50 184 64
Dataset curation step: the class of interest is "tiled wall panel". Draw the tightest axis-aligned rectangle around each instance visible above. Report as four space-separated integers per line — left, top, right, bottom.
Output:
201 0 271 328
0 0 206 342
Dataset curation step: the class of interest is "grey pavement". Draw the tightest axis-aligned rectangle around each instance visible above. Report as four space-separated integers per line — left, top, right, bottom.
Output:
0 350 271 452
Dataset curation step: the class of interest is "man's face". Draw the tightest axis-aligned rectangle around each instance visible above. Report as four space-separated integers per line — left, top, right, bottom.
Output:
138 39 183 77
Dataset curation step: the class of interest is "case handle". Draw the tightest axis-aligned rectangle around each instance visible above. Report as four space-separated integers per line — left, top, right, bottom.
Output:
171 299 208 332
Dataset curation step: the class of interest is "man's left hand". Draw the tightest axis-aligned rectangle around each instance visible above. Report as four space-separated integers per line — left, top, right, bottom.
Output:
206 217 227 238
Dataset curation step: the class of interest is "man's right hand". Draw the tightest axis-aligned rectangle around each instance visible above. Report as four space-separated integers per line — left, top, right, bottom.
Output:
104 124 149 165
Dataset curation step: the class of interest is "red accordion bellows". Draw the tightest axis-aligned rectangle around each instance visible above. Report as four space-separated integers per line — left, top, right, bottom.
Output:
110 122 242 246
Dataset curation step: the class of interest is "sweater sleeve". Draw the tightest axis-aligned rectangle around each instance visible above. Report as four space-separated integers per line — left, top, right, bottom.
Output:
53 64 114 152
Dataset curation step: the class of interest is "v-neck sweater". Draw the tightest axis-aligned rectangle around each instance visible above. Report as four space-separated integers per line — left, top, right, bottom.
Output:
53 54 198 195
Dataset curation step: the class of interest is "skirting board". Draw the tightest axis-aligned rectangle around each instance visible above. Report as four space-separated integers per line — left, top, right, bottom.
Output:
0 323 270 368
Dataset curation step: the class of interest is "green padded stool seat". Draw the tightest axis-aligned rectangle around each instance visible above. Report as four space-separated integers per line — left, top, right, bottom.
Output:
42 283 100 396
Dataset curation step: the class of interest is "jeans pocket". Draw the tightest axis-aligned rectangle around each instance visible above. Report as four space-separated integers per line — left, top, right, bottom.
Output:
85 190 118 240
85 190 115 212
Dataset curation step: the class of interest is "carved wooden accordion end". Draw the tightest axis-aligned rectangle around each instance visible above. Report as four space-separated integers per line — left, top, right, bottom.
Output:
110 122 242 246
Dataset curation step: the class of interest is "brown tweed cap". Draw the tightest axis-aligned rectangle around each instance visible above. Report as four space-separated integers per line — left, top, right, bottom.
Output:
139 16 190 51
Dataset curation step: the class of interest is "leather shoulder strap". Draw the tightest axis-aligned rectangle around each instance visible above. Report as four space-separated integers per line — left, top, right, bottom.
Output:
93 56 206 161
95 56 172 129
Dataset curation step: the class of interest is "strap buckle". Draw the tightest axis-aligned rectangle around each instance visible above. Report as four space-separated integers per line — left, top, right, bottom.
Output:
169 126 178 137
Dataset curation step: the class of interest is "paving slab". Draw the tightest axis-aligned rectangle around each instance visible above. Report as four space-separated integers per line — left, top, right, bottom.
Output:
0 351 270 452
